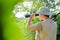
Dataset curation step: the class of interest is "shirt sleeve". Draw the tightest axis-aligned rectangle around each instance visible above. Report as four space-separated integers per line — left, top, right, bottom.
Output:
27 22 42 30
32 22 42 28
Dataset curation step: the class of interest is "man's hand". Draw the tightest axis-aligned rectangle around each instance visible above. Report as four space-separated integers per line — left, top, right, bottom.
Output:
30 13 35 19
27 13 35 28
28 13 35 24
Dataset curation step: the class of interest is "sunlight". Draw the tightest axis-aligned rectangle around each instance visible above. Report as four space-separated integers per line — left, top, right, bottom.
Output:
13 1 33 18
23 1 33 9
15 12 27 18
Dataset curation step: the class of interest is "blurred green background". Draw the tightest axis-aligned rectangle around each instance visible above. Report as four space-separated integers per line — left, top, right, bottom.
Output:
0 0 60 40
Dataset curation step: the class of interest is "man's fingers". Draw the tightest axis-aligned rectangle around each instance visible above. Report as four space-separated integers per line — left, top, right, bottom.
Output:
31 14 35 18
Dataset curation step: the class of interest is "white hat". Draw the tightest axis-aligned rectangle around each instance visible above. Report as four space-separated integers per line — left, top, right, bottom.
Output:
36 6 50 15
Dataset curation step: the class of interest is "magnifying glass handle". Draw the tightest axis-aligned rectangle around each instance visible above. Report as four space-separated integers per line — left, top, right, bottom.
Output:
35 14 39 16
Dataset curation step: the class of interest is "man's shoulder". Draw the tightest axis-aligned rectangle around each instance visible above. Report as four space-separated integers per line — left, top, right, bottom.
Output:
33 22 42 27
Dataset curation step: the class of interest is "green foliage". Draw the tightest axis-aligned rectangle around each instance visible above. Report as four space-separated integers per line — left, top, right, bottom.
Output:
56 15 60 34
32 16 40 24
1 0 60 40
56 14 60 40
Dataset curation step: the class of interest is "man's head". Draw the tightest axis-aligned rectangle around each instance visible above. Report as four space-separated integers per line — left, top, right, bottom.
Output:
36 6 50 21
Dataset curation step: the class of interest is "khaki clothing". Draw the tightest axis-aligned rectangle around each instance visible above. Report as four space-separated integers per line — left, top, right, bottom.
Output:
29 19 57 40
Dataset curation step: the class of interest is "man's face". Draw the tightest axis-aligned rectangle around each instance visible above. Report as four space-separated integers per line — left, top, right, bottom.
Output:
39 14 45 21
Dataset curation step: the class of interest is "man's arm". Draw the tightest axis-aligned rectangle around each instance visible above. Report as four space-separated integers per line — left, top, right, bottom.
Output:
27 14 36 30
27 14 41 31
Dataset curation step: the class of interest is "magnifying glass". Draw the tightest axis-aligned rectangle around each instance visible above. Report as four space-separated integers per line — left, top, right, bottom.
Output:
25 13 39 18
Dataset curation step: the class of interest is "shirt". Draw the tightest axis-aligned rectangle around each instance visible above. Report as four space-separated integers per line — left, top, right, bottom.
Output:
28 19 57 40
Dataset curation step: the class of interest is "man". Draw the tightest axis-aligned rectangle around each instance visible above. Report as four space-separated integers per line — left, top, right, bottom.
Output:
27 6 57 40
